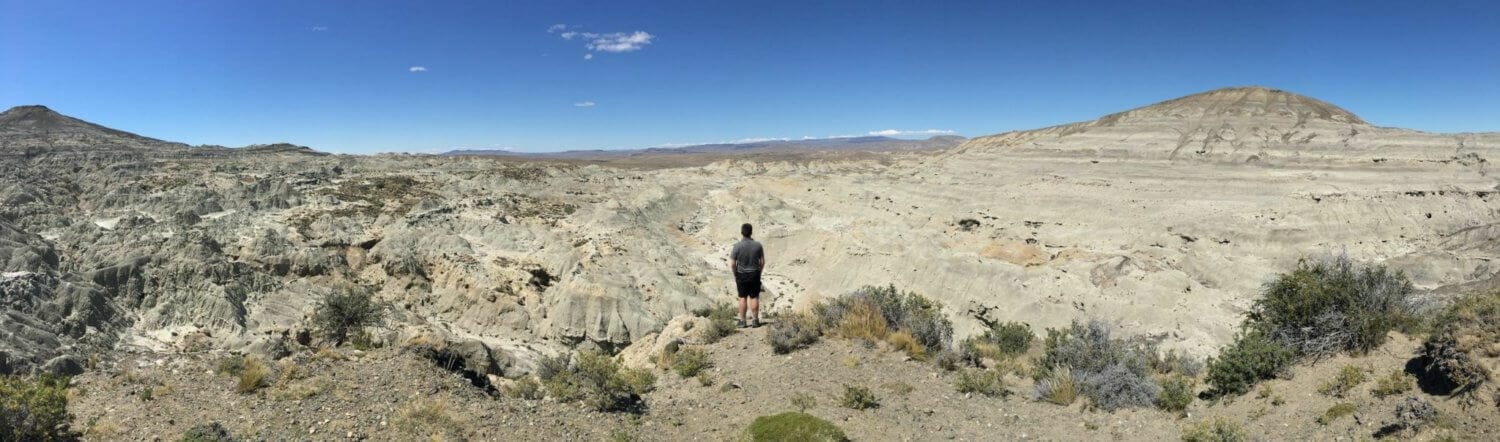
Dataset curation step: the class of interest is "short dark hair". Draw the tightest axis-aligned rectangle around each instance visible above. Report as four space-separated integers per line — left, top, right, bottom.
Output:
741 223 753 237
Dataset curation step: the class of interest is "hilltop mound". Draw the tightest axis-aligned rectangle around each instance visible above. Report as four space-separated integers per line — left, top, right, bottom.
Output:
0 105 180 152
1096 86 1366 126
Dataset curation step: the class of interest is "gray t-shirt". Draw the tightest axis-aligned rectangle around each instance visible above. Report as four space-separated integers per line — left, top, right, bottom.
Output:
730 238 764 273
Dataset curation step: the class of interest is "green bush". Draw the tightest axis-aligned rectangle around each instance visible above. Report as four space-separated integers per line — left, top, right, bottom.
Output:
838 384 879 410
1249 256 1417 358
767 312 821 355
954 368 1007 397
1317 403 1357 425
1317 365 1366 398
500 377 544 400
743 412 848 442
1158 375 1196 415
694 303 739 344
1 374 74 441
668 347 713 378
538 350 647 412
960 322 1034 365
1371 370 1415 398
1034 320 1162 410
815 285 953 353
1180 416 1249 442
311 289 386 346
1204 330 1294 397
235 358 270 394
1420 291 1499 396
1085 363 1161 411
181 422 236 442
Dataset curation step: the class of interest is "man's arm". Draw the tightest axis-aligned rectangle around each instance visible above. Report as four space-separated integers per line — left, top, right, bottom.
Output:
757 247 765 271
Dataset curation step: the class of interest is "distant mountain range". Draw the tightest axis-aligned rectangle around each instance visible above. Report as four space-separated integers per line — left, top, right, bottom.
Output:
442 135 967 158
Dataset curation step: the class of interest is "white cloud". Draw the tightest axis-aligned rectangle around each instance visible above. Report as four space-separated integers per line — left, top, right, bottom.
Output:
583 53 593 60
550 26 655 57
574 101 596 107
408 66 428 72
867 129 955 136
311 25 328 32
586 31 654 53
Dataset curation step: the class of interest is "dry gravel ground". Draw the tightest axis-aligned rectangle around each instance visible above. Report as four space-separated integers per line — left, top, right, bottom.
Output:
69 326 1497 441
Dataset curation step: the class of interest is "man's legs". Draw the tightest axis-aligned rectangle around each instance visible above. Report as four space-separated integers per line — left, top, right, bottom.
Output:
750 297 760 322
738 296 748 322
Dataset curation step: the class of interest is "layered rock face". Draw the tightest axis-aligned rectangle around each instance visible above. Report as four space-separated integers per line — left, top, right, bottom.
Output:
2 88 1498 376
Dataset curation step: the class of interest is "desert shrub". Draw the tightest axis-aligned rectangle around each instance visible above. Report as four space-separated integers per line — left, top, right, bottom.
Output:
1420 291 1499 396
694 303 739 344
539 350 647 412
1084 363 1161 411
622 368 657 395
1 374 74 441
961 321 1034 365
743 412 848 442
791 393 817 412
181 422 236 442
1034 368 1082 406
1391 396 1438 434
215 355 245 376
1317 403 1357 425
501 376 544 400
1372 370 1415 398
395 397 466 439
838 384 879 410
1317 365 1367 398
311 289 386 346
954 368 1007 397
668 347 713 378
235 358 270 394
535 353 570 382
1035 321 1161 410
1180 416 1249 442
832 300 889 341
1249 256 1417 359
767 312 821 354
934 350 961 371
1158 375 1196 415
886 331 926 360
1151 349 1204 377
1205 330 1295 397
816 285 953 353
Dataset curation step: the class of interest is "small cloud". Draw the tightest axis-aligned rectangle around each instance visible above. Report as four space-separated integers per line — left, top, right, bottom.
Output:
551 27 654 56
310 25 328 32
867 129 955 136
587 31 654 53
583 53 593 60
408 66 428 73
574 101 596 107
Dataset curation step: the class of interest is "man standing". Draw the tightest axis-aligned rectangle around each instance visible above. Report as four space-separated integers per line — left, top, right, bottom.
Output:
729 223 765 328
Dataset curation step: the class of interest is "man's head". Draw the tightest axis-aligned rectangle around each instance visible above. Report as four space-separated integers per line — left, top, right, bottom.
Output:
741 223 753 238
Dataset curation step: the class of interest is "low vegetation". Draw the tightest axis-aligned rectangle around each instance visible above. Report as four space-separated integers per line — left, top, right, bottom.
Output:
1180 416 1249 442
693 303 740 344
767 312 821 354
1204 330 1295 396
665 347 714 378
959 321 1034 365
953 368 1007 397
1033 368 1082 406
790 393 817 413
311 288 386 346
1317 365 1367 398
743 412 848 442
235 357 271 394
1371 370 1415 398
838 384 879 410
1157 375 1196 415
1391 396 1438 435
1 374 74 441
815 285 954 355
538 350 655 412
1033 320 1163 411
180 422 236 442
1317 403 1357 425
1420 290 1499 397
501 376 544 400
394 397 466 440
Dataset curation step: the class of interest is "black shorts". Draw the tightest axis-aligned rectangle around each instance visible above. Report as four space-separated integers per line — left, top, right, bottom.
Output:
735 271 762 298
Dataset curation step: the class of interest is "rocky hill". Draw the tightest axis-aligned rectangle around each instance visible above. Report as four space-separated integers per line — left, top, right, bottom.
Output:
1 87 1497 385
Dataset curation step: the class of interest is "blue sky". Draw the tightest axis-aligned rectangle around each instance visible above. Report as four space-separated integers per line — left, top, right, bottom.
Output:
2 1 1497 153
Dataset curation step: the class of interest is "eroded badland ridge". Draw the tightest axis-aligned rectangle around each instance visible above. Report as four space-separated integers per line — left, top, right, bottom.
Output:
3 87 1500 440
